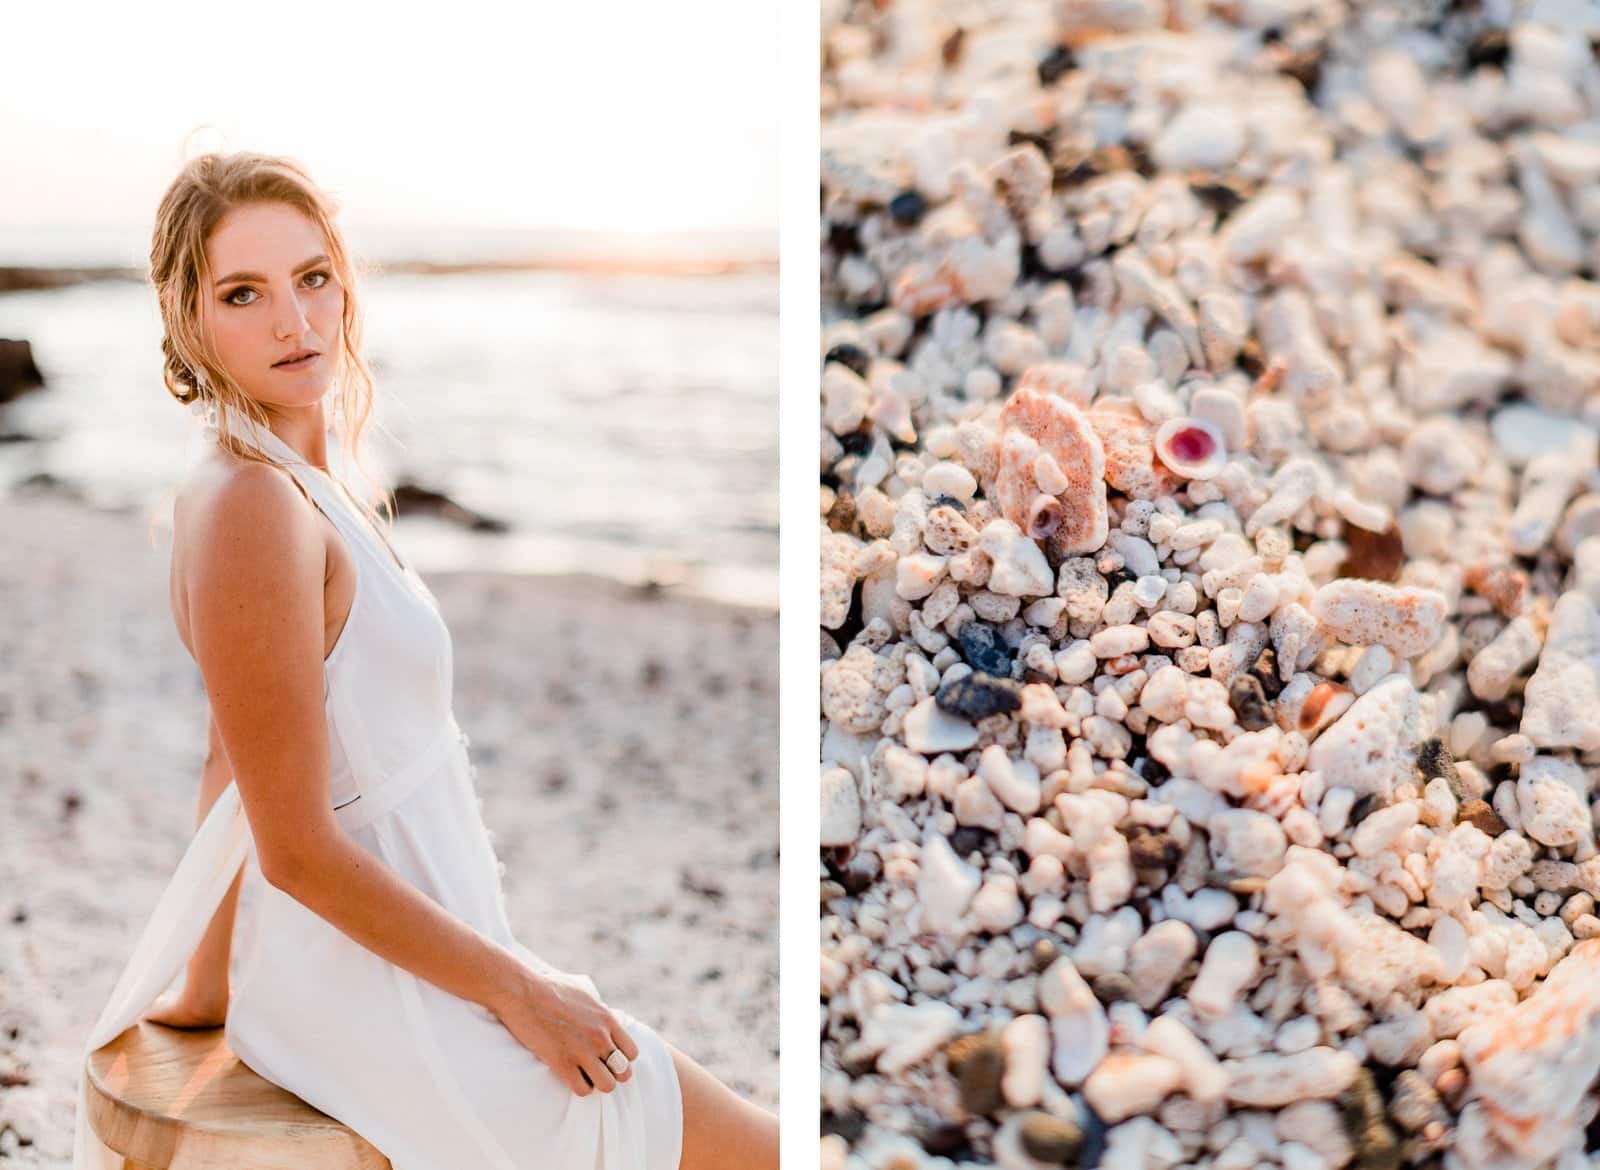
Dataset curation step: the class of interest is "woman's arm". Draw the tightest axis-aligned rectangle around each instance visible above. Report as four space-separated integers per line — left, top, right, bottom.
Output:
183 464 634 1095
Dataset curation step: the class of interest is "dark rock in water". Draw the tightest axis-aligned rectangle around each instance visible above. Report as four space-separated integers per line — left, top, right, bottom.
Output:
936 672 1022 720
1019 1110 1083 1164
888 190 928 228
1229 673 1275 731
0 339 45 405
944 1031 1006 1116
391 480 509 533
15 472 85 501
957 622 1012 676
824 342 872 378
1458 798 1507 837
1416 737 1464 803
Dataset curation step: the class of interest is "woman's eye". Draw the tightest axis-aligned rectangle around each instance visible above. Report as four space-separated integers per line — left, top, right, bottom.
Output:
224 270 332 306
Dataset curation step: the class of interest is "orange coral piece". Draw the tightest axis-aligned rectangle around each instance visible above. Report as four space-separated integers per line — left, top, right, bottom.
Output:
995 387 1108 553
1087 408 1185 501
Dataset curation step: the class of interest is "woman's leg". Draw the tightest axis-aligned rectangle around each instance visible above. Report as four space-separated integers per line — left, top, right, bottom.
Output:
669 1043 779 1170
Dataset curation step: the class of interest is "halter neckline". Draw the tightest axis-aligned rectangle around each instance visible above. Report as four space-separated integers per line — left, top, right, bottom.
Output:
204 406 417 578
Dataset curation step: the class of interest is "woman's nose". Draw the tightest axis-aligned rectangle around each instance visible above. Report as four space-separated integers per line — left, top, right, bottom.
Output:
273 295 312 338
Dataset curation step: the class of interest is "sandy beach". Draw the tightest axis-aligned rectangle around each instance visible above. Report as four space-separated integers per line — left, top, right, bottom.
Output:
0 489 778 1165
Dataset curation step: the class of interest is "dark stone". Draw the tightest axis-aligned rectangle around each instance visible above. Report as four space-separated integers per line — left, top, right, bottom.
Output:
1008 129 1054 156
930 493 967 512
1277 45 1325 96
888 190 928 229
826 220 860 256
0 339 46 406
1348 793 1379 827
1037 44 1076 87
1127 827 1179 872
1106 565 1138 589
1075 1102 1109 1167
944 1031 1006 1116
1019 1110 1083 1163
1250 647 1285 699
917 1120 971 1158
1341 523 1406 583
1030 937 1060 972
1339 1066 1403 1170
841 851 881 897
837 428 874 456
826 490 857 534
1237 338 1267 377
940 26 966 68
951 826 997 856
957 622 1013 676
1416 737 1464 803
1092 971 1136 1004
824 342 872 378
1189 179 1253 222
1458 799 1507 837
1479 695 1524 728
1229 674 1275 731
1135 753 1171 784
1467 28 1511 69
821 1109 867 1142
936 672 1023 720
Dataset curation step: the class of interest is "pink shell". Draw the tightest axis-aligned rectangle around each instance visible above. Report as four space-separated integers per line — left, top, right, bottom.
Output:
1154 417 1227 480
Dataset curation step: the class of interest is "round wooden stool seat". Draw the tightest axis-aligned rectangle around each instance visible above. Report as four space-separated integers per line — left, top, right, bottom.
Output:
85 1021 390 1169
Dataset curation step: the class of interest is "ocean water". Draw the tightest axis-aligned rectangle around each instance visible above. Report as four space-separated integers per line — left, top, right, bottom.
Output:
0 268 777 607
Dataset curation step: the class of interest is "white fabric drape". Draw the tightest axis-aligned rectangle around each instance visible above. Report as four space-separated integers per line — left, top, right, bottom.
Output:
72 781 252 1168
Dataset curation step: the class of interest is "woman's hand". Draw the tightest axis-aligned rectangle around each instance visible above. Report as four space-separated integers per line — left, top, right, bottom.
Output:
488 967 640 1097
143 985 229 1030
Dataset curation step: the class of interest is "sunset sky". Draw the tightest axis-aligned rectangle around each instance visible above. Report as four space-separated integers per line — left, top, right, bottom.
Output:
1 0 777 261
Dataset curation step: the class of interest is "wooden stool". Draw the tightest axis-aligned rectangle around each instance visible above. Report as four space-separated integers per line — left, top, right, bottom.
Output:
84 1021 390 1169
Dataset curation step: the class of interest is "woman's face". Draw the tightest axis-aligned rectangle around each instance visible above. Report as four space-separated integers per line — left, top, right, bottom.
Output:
199 201 344 413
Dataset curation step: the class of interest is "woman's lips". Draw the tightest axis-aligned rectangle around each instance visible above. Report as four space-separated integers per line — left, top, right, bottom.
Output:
273 353 320 371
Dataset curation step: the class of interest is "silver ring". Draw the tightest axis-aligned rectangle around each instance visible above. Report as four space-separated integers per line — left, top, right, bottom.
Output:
604 1047 629 1076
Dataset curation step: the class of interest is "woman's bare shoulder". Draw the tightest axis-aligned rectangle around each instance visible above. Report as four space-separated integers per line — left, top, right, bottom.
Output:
175 451 313 548
170 452 321 651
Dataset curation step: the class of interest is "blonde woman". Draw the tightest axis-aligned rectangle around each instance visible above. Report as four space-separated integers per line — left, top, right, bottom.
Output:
73 151 777 1170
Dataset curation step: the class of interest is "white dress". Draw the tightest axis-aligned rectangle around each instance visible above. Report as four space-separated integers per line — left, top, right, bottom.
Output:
73 414 683 1170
